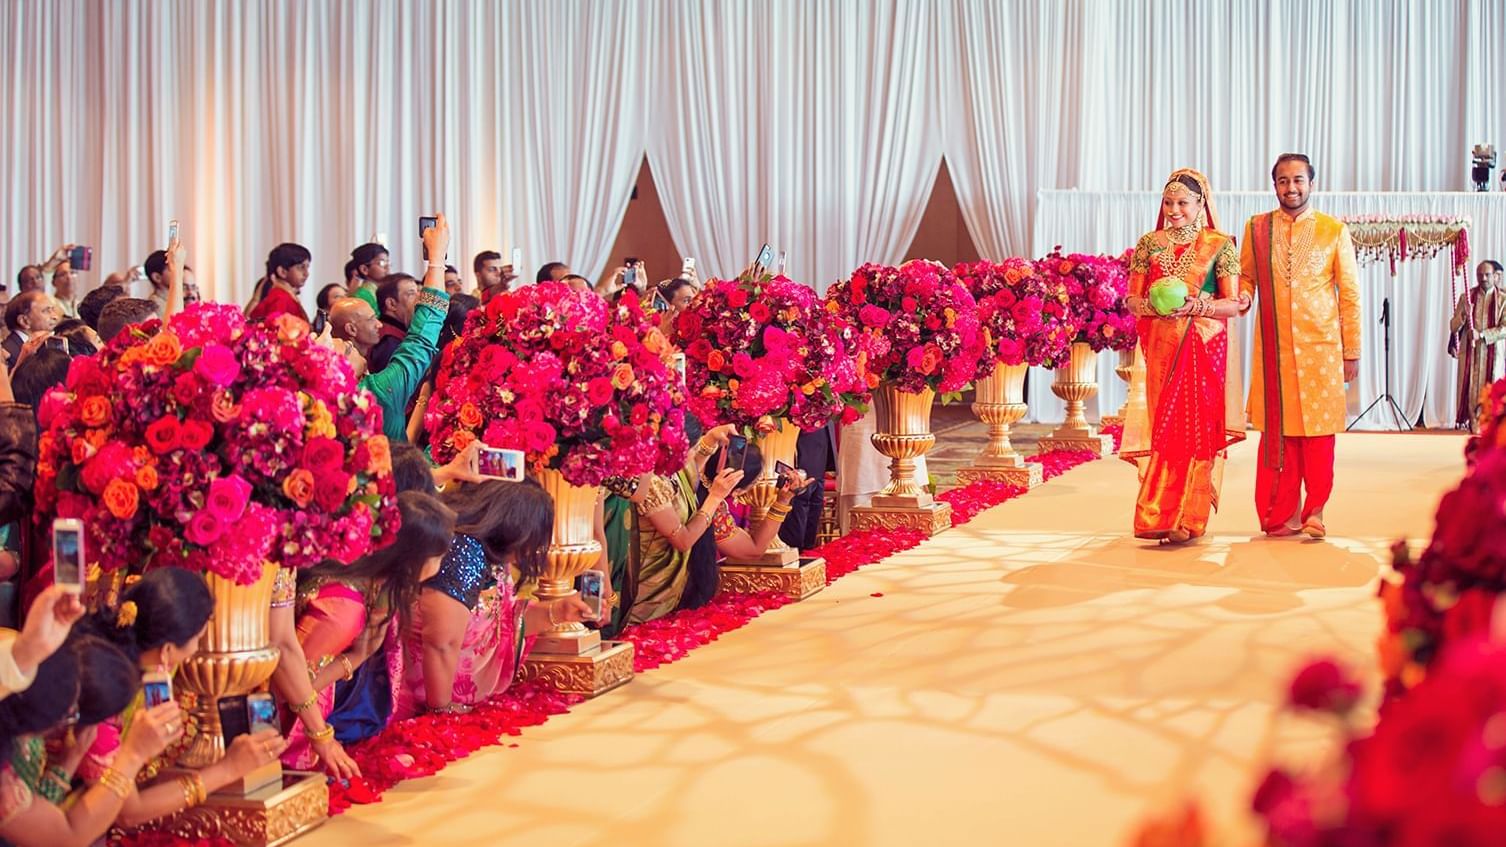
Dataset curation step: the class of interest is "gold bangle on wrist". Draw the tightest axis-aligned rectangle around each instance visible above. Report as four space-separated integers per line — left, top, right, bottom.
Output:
97 767 134 800
693 437 717 459
338 655 355 681
307 725 335 744
293 691 320 713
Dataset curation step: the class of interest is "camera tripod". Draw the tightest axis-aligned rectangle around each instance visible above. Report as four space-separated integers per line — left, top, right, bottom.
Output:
1348 297 1411 431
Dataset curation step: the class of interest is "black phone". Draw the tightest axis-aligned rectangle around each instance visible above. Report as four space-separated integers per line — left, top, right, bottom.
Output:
775 460 814 492
651 291 670 312
419 215 439 260
69 246 92 271
312 309 328 335
721 434 748 472
218 695 251 744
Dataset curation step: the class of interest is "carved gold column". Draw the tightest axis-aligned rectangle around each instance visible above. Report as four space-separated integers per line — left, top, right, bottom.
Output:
956 362 1042 488
721 418 826 600
162 561 328 847
849 384 952 536
519 467 634 698
1037 341 1114 456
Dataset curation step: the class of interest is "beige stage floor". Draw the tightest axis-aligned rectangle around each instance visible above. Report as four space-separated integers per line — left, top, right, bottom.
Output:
305 432 1467 847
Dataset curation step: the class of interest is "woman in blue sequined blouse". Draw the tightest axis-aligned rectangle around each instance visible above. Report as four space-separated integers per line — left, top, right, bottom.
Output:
392 479 594 717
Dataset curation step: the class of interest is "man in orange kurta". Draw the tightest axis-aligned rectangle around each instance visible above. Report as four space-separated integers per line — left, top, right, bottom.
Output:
1239 154 1361 539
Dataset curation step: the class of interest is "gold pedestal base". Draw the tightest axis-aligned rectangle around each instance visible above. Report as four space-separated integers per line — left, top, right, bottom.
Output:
721 556 827 600
520 640 634 698
1100 414 1124 428
955 462 1043 489
850 501 953 536
144 771 328 847
1037 433 1115 457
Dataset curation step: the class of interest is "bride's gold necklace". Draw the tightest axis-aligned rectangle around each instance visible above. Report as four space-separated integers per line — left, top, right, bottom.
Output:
1159 226 1199 279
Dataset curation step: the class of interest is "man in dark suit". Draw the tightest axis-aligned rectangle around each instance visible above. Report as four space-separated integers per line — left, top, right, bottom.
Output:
780 422 837 551
2 292 61 366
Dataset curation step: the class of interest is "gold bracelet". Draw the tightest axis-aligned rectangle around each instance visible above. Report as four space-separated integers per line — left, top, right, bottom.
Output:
188 772 207 806
97 768 134 800
694 506 717 526
767 502 793 518
338 655 355 681
306 725 335 744
293 691 320 713
692 436 718 458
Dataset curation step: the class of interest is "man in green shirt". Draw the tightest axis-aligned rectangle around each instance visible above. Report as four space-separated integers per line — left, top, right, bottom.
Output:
329 215 453 442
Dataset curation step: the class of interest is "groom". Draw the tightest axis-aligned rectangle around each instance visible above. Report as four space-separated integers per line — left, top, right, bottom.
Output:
1238 153 1362 539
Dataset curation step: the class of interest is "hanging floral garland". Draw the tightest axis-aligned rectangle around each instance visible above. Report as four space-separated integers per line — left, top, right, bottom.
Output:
1342 214 1474 334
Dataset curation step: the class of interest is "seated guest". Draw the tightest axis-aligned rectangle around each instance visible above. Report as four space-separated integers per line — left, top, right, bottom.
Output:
246 243 312 323
77 569 285 826
536 261 570 283
284 492 454 768
14 266 43 294
77 285 124 332
472 251 515 302
348 243 390 310
368 273 419 374
0 587 84 700
10 347 71 415
604 428 809 630
142 251 172 315
444 265 462 295
50 263 78 319
96 298 159 344
562 273 592 293
395 479 593 717
0 630 180 847
51 320 100 356
2 292 62 366
653 276 697 337
315 283 347 313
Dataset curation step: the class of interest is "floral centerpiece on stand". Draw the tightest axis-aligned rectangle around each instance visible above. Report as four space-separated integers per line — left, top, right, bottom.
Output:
35 304 401 585
824 260 982 396
425 281 688 483
673 274 868 432
1034 247 1134 353
954 257 1076 372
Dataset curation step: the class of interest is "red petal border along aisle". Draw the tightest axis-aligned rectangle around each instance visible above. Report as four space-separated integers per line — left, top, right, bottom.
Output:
115 437 1116 846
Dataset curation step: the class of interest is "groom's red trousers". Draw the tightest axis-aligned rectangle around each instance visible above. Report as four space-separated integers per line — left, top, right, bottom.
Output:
1254 433 1335 530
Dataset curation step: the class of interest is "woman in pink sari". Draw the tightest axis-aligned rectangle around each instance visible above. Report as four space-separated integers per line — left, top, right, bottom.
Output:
282 491 455 768
1121 169 1247 543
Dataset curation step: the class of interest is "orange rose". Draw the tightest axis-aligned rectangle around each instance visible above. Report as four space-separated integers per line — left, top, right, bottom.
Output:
450 429 478 452
706 350 726 373
281 468 316 508
458 403 483 429
84 428 109 450
610 340 629 360
642 329 667 356
365 435 393 476
135 465 160 491
611 363 635 391
211 390 242 424
79 396 112 427
132 446 153 466
144 332 184 367
103 478 140 520
70 439 93 465
273 314 309 344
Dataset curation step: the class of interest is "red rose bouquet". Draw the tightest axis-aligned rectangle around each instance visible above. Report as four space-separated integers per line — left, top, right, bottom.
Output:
953 257 1075 376
1035 248 1135 353
34 305 400 585
824 260 982 394
425 282 688 486
1254 644 1506 845
672 275 867 431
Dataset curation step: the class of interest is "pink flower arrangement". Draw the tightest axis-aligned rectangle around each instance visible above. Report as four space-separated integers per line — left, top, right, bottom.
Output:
1035 248 1135 353
824 261 982 394
425 282 688 487
34 305 400 585
953 257 1075 375
672 275 868 431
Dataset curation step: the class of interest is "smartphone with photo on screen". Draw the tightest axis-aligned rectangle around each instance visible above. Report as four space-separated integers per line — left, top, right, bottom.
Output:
51 518 85 594
142 671 174 708
69 246 92 271
752 243 774 275
477 444 526 482
575 570 605 621
721 433 748 473
671 352 686 381
167 219 179 246
247 692 277 734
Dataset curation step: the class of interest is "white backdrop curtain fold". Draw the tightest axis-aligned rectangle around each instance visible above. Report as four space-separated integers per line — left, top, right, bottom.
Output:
645 0 942 290
3 0 1505 432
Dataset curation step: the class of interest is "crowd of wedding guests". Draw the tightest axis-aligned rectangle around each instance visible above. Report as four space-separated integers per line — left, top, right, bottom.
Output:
0 213 833 845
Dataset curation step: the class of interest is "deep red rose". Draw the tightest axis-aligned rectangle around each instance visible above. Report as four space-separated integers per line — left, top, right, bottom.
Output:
726 287 750 309
686 338 713 362
629 404 649 426
749 302 772 324
314 471 353 512
179 419 214 450
586 378 615 406
145 416 183 455
172 372 202 406
303 436 347 474
1288 658 1362 714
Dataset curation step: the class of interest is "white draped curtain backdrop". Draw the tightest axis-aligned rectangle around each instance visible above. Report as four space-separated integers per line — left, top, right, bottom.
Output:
3 0 1504 427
